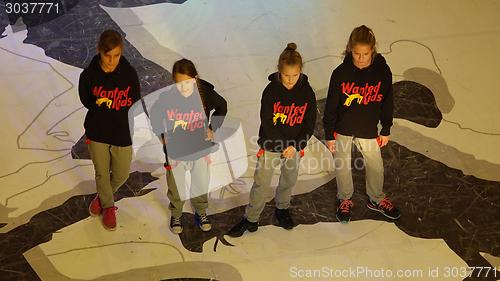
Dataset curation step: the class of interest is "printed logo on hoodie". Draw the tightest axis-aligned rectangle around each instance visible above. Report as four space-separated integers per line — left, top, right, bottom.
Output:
341 81 383 107
166 109 205 133
93 86 133 110
272 101 308 127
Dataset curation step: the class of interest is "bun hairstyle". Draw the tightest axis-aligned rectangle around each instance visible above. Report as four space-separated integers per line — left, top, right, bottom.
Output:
285 42 297 51
98 29 123 53
278 42 303 71
344 25 377 56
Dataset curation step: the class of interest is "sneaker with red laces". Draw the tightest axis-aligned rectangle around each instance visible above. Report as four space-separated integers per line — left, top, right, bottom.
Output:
102 206 118 231
367 197 401 219
88 195 102 217
336 199 354 224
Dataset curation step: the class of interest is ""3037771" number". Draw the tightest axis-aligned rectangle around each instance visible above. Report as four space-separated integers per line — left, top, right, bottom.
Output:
5 2 60 14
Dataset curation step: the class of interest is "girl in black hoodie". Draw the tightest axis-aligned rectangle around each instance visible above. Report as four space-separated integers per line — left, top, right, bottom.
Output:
78 30 141 231
150 59 227 234
323 25 400 223
228 43 317 237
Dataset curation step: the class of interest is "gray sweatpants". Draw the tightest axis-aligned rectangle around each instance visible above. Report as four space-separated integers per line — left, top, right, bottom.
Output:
245 150 301 223
334 133 385 203
88 140 132 208
167 157 210 218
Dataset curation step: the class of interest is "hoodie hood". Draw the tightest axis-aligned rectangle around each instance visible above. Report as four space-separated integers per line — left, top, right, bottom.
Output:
197 78 215 91
267 72 310 92
89 54 132 76
343 53 387 72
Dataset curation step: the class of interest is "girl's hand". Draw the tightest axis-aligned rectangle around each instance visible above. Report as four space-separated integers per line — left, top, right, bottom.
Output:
378 135 389 147
159 135 167 145
326 140 336 153
205 128 214 141
282 146 296 159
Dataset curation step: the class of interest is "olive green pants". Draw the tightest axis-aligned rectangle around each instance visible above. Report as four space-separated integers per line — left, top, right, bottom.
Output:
88 140 132 208
166 157 210 218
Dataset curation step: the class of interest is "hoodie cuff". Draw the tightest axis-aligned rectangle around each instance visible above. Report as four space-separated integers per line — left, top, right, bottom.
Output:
325 130 337 140
294 144 303 152
380 127 391 136
210 123 224 132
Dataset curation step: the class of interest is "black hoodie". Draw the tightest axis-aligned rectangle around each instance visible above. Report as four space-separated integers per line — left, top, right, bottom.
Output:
257 73 317 152
78 55 141 146
323 53 393 140
150 79 227 161
198 79 228 132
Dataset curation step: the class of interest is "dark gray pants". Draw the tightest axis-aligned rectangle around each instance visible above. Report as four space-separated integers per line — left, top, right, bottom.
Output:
245 150 301 223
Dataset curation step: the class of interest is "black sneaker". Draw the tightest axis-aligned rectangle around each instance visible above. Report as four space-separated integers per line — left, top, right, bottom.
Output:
195 213 212 232
367 197 401 219
275 208 294 230
170 216 183 234
336 199 354 224
227 218 258 237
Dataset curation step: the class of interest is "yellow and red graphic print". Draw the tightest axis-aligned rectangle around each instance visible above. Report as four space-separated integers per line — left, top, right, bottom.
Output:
93 86 133 111
341 81 383 107
167 109 205 133
272 101 308 127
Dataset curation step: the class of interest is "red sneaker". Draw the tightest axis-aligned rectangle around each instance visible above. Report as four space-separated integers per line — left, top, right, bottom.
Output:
88 195 102 217
367 197 401 220
102 206 118 231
